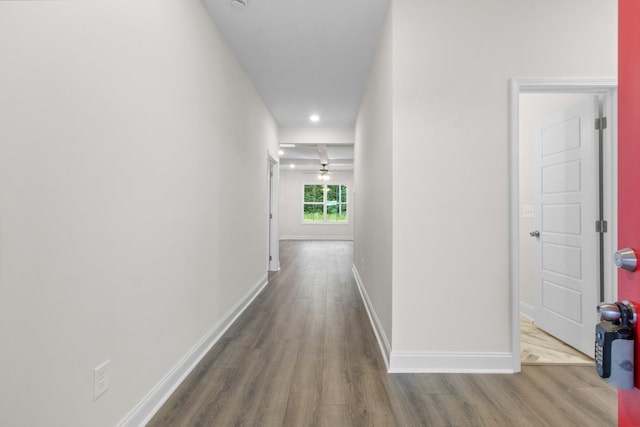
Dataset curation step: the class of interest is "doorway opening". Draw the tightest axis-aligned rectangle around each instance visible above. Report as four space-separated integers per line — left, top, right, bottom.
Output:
509 78 617 372
267 154 279 272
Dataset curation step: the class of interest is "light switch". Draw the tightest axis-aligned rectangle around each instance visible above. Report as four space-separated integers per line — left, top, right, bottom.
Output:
522 205 534 218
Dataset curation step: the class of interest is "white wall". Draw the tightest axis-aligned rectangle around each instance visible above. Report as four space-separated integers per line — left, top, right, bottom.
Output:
279 170 354 240
279 127 354 146
356 0 616 371
391 0 615 359
0 1 278 426
354 4 393 357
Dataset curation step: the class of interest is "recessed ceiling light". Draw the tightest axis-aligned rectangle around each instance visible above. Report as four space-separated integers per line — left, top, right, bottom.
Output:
231 0 247 9
310 114 320 123
278 150 284 155
289 164 295 169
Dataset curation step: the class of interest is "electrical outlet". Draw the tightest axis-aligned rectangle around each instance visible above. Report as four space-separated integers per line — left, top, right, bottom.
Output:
94 360 110 400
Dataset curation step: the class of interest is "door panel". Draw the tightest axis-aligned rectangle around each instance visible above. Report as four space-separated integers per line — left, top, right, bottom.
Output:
542 243 582 278
542 281 582 321
541 116 581 155
533 95 599 356
618 0 640 421
542 204 581 234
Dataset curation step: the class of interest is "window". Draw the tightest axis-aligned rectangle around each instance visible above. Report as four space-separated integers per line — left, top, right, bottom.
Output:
303 184 348 223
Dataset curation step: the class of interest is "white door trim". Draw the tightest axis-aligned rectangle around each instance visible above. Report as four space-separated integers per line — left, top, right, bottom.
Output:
267 153 280 272
508 77 617 372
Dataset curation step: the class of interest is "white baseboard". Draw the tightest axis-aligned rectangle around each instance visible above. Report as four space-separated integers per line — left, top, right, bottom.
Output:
117 274 269 427
352 265 391 370
520 302 535 321
389 351 514 373
351 265 515 373
280 235 353 241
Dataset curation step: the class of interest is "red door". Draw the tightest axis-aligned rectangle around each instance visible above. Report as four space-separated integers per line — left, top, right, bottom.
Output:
618 0 640 424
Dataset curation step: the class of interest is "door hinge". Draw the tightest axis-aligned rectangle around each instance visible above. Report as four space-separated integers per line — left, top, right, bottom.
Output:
595 117 608 130
595 220 608 233
269 255 272 261
269 213 273 219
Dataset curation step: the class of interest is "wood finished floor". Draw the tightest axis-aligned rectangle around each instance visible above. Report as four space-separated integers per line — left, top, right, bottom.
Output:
148 240 616 427
520 316 594 366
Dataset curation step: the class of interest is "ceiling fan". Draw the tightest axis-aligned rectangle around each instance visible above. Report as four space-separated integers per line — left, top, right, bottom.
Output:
301 162 339 180
318 163 330 180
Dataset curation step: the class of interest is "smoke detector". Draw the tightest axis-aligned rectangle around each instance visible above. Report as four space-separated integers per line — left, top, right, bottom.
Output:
231 0 247 9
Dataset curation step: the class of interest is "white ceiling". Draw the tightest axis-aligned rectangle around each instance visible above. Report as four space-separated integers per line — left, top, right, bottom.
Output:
202 0 390 128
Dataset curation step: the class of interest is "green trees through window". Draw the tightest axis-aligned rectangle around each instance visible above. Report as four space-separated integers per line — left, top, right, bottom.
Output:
303 184 348 222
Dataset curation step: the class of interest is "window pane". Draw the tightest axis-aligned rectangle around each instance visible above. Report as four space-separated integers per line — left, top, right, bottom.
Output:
326 204 347 222
326 185 338 202
304 204 324 221
304 185 324 202
340 185 348 203
327 184 347 203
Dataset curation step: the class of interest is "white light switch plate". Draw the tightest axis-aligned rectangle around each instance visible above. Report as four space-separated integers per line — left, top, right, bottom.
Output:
522 205 534 218
94 360 110 400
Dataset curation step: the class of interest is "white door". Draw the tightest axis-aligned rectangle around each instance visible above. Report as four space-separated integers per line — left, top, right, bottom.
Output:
532 95 600 356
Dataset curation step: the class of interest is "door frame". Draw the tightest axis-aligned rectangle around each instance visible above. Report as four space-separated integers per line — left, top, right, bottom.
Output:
267 153 280 272
508 77 618 372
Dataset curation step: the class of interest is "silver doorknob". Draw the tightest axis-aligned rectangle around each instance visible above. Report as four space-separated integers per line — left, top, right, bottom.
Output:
529 230 540 238
598 301 637 325
614 248 638 272
598 303 621 321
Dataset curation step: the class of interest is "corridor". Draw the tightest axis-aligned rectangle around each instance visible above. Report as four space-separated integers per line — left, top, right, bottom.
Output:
148 241 616 426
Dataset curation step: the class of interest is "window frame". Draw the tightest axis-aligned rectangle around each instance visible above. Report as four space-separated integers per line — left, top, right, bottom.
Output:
302 183 349 224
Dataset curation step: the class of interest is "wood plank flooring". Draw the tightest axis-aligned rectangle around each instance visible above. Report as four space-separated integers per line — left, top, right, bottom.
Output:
148 240 616 427
521 316 594 366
